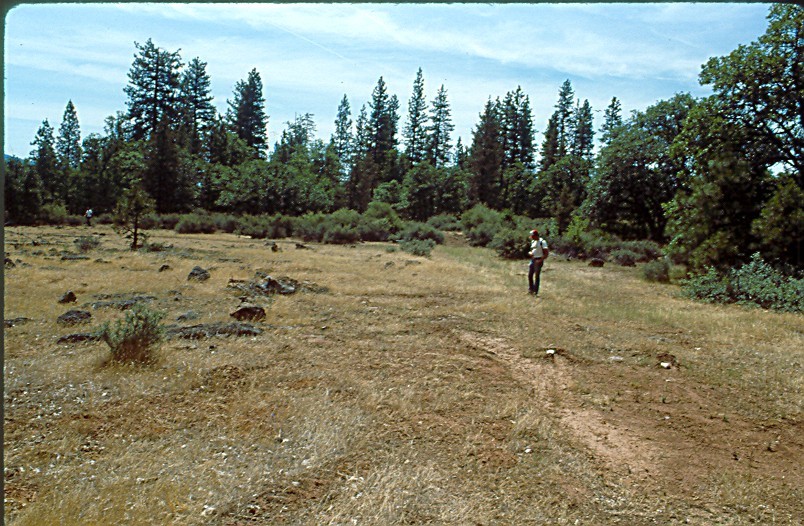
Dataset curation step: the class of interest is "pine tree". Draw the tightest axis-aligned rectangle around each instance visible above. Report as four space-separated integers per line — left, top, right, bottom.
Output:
178 57 215 156
404 68 428 165
30 119 60 203
124 39 182 141
554 79 575 158
600 97 623 146
468 98 504 207
331 95 353 169
227 68 269 157
571 99 594 160
427 84 454 168
57 100 82 170
501 86 535 169
368 77 400 174
539 115 560 172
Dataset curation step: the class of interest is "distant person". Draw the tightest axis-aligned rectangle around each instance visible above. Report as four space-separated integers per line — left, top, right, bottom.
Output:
528 229 549 295
85 208 93 226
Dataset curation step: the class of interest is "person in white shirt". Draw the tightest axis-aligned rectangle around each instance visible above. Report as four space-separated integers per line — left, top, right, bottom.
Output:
528 229 549 295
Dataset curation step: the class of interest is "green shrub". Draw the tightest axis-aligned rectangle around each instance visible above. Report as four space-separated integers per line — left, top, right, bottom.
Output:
323 224 361 244
143 241 171 252
427 213 461 231
643 259 671 283
139 213 161 230
98 304 165 363
490 228 529 259
175 213 217 234
358 218 393 242
400 239 435 257
396 222 444 244
211 213 239 233
682 253 802 312
611 249 640 267
620 240 663 262
39 203 70 225
74 236 101 252
293 213 328 242
158 213 182 230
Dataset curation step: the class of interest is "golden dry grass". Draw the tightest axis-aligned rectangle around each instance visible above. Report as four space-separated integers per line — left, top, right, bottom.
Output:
4 225 803 525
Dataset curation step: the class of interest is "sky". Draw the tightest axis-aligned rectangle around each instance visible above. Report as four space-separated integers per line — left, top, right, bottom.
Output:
3 2 773 158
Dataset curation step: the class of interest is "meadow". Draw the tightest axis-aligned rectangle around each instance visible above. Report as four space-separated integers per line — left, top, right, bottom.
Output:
4 225 802 524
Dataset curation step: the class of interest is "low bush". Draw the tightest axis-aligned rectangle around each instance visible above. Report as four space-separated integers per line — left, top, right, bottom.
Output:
399 239 435 257
611 249 640 267
158 213 182 230
683 253 802 312
358 218 393 242
39 203 71 225
323 224 361 244
175 213 217 234
143 241 171 252
138 213 161 231
490 228 529 259
396 222 444 245
211 213 239 233
73 236 101 252
643 259 671 283
427 214 461 231
620 240 663 262
293 213 328 242
98 304 165 363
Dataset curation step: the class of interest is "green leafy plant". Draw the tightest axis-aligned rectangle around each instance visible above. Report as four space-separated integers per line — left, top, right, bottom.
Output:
98 304 165 363
399 239 435 257
643 259 671 283
73 236 101 253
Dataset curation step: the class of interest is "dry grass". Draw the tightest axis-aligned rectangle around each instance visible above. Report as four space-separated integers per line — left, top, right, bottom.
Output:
4 225 803 524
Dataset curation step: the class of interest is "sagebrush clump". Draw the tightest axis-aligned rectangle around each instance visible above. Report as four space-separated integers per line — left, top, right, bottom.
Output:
98 304 166 362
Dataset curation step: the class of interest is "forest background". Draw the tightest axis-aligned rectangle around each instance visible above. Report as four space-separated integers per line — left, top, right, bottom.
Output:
4 4 802 283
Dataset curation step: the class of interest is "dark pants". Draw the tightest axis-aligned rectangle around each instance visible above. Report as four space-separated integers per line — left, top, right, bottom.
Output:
528 259 544 294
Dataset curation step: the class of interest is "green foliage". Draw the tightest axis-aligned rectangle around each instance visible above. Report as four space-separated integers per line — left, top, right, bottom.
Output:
611 249 639 267
39 202 71 225
323 224 361 244
461 204 503 247
98 304 165 363
427 214 461 231
751 173 803 267
395 222 444 245
112 181 155 250
399 239 435 257
175 213 217 234
490 228 529 259
683 253 803 312
643 259 671 283
74 236 101 252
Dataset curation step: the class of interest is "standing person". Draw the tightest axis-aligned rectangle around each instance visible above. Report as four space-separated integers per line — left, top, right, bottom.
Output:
84 208 93 227
528 229 549 295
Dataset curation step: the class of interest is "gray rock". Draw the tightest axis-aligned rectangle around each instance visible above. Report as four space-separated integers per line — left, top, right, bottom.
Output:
188 266 211 281
4 317 33 328
57 310 92 326
57 332 100 344
589 258 605 267
58 291 77 304
61 254 91 261
164 322 263 339
177 310 200 322
158 264 171 272
230 304 266 321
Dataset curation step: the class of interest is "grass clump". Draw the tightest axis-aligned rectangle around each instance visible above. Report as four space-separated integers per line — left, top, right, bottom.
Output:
490 228 528 259
73 236 101 252
98 304 166 363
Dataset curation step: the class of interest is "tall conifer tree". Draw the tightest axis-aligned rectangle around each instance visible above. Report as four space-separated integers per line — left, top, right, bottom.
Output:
57 100 82 170
124 39 182 141
427 84 454 168
227 68 268 157
404 68 428 165
178 57 215 156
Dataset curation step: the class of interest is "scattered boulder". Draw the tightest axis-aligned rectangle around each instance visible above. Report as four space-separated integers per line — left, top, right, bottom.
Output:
58 291 77 304
57 332 100 344
295 243 311 250
5 257 15 269
230 303 266 321
657 352 679 369
57 310 92 326
4 317 33 328
177 310 200 322
188 266 211 281
227 272 300 298
158 264 172 272
61 254 91 261
589 258 605 267
164 322 263 339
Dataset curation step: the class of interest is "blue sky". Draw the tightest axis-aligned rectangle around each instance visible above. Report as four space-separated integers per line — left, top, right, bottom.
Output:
3 3 772 158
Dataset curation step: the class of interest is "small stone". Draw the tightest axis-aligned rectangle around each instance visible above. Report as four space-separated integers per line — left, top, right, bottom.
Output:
58 291 77 304
660 362 672 369
159 264 171 272
188 266 210 281
57 310 92 326
230 304 266 321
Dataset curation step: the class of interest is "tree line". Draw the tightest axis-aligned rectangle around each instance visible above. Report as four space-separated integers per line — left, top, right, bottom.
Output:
5 5 801 271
